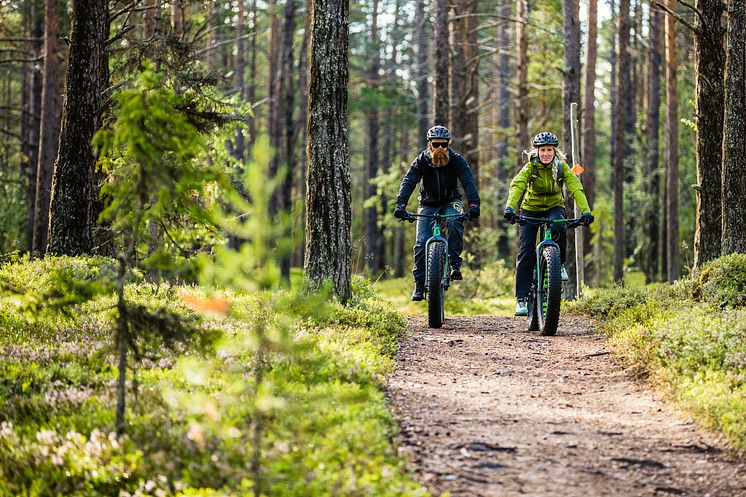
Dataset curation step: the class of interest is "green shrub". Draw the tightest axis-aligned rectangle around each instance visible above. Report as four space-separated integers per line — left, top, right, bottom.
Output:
568 261 746 452
691 253 746 308
0 258 430 496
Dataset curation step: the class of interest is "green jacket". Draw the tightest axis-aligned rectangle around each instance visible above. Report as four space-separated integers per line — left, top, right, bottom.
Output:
506 157 591 214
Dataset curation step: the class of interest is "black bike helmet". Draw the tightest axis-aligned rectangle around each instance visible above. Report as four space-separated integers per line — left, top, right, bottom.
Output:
532 131 559 147
427 125 451 141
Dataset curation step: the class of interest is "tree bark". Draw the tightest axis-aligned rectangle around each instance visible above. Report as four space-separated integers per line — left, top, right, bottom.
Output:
415 0 429 144
515 0 529 169
380 0 402 271
297 0 311 265
267 0 280 209
433 0 450 125
279 0 297 281
395 128 408 278
613 0 631 284
171 0 185 40
25 0 44 253
450 0 467 146
304 0 352 301
365 0 381 273
664 0 680 280
563 0 581 298
721 0 746 255
693 0 725 266
644 2 662 282
206 1 217 71
234 0 246 161
248 0 257 151
33 0 62 255
581 0 598 279
494 0 511 257
47 0 108 255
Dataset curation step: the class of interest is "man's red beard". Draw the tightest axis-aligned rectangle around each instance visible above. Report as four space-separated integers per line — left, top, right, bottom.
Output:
431 147 450 168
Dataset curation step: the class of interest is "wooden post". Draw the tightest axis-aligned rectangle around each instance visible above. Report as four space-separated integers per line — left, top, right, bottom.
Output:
570 102 585 297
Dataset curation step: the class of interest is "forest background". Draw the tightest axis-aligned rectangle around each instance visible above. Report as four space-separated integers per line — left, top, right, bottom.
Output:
1 0 743 292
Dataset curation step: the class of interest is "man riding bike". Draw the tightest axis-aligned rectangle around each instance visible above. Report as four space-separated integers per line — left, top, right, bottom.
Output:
504 131 594 316
394 125 481 301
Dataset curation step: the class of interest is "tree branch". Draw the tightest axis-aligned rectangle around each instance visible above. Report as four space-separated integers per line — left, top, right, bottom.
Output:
676 0 706 28
655 2 699 35
106 24 136 47
108 1 137 23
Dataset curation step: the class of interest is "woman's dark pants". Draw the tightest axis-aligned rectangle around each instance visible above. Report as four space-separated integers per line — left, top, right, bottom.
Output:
515 206 567 299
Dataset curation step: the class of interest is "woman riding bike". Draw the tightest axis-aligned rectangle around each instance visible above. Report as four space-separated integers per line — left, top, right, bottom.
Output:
503 131 594 316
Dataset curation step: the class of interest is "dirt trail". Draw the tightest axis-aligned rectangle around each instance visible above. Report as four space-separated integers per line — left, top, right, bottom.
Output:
387 315 746 497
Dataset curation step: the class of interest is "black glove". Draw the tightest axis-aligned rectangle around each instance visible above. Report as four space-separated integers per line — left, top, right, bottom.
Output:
503 207 516 224
581 211 594 226
394 205 407 220
468 205 480 219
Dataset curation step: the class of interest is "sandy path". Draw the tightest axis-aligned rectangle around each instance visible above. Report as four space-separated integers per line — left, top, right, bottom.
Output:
387 315 746 497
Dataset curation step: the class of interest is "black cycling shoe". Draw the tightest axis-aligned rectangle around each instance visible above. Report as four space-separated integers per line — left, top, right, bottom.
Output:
411 283 425 301
449 268 462 280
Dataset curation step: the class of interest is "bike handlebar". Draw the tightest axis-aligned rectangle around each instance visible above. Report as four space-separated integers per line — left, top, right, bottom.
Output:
514 215 585 229
399 211 469 223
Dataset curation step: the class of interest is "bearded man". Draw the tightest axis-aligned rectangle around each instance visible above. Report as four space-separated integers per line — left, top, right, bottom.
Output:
394 125 481 301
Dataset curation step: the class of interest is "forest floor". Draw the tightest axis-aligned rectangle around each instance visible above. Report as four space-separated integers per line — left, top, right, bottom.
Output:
387 315 746 497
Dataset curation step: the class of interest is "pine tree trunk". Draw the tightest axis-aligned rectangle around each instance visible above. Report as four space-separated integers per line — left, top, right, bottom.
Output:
463 0 479 185
644 2 662 282
206 1 217 71
613 0 630 284
395 128 408 278
515 0 529 169
144 0 157 40
693 0 725 266
234 0 246 161
279 0 297 281
304 0 352 301
609 0 617 163
297 0 311 266
248 0 257 151
415 0 429 144
563 0 581 298
380 0 401 272
450 0 467 145
365 0 381 274
47 0 108 256
664 0 680 280
267 0 281 209
33 0 62 256
24 1 44 253
496 0 511 258
581 0 598 280
721 0 746 255
433 0 449 125
171 0 185 40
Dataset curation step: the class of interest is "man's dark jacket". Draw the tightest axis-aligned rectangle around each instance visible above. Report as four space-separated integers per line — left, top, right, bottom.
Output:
395 148 480 208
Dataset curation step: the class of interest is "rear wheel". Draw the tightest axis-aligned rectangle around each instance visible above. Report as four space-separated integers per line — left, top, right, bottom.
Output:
427 242 446 328
537 245 562 336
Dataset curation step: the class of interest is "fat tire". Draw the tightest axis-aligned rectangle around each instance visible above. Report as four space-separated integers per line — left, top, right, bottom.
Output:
427 242 446 328
537 245 562 336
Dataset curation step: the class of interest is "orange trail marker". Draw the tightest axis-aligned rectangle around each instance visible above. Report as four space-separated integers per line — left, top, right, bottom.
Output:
571 163 585 175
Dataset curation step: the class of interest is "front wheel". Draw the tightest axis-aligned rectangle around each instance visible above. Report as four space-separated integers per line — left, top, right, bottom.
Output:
537 245 562 336
427 242 446 328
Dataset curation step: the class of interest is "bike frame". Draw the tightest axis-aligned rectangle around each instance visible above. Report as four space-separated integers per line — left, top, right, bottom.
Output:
405 212 466 293
520 216 581 284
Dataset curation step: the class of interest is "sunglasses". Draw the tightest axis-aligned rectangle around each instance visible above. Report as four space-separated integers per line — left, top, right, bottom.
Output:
430 142 449 149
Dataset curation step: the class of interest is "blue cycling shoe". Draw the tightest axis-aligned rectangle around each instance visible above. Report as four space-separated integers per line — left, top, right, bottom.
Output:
515 298 529 316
